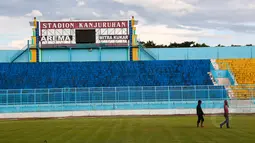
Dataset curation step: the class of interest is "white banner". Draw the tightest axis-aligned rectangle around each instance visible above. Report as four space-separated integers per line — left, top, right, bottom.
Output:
99 35 129 40
40 35 73 42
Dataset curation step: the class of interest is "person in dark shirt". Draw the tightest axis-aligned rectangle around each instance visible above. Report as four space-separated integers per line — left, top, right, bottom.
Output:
196 100 205 128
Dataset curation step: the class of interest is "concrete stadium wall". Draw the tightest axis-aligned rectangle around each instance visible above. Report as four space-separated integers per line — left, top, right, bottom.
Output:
147 46 255 60
0 107 254 119
1 46 255 63
0 50 30 63
0 48 129 63
41 48 128 62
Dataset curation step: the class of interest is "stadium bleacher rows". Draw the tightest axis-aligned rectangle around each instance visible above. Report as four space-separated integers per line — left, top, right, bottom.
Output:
216 59 255 99
0 60 213 89
216 59 255 84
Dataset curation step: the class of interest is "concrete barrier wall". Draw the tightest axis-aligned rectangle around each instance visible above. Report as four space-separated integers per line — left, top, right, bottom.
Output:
0 107 254 119
148 46 255 60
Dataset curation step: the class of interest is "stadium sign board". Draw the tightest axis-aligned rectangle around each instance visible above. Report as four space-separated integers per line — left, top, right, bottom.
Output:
40 35 73 41
99 35 129 40
40 21 128 29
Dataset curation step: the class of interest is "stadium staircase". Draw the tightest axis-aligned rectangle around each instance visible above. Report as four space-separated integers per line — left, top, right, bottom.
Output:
208 72 217 85
216 59 255 99
10 44 29 63
210 59 235 85
208 59 219 85
138 43 157 60
210 59 236 98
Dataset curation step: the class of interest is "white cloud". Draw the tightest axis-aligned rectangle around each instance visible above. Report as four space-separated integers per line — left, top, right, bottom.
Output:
113 10 147 24
113 0 195 15
1 0 255 49
7 38 30 49
61 18 74 21
248 4 255 9
0 16 31 49
137 24 199 44
76 0 86 7
92 12 101 17
55 11 62 15
25 10 43 17
137 24 233 45
0 38 30 50
119 10 125 16
113 10 217 44
111 10 233 45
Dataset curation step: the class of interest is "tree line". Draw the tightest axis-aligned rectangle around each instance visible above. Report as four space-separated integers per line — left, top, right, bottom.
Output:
139 41 253 48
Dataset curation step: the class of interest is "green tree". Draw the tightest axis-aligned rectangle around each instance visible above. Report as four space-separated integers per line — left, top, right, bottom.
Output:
143 41 156 48
216 44 225 47
140 40 210 48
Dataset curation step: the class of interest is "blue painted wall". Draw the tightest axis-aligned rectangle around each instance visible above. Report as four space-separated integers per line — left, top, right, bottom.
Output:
101 48 128 61
0 46 255 63
41 49 70 62
211 70 229 78
41 48 128 62
15 51 30 62
71 49 100 62
0 50 29 62
148 46 255 60
0 48 129 63
0 51 13 62
140 49 152 60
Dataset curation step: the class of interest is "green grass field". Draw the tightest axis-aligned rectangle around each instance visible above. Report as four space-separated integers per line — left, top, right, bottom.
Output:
0 115 255 143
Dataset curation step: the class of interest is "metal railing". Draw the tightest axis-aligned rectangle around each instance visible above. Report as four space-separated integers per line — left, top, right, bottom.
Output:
138 43 158 60
0 85 254 105
0 85 254 113
10 44 29 63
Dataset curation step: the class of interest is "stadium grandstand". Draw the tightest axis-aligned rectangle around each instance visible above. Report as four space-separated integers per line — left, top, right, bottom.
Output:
0 17 254 117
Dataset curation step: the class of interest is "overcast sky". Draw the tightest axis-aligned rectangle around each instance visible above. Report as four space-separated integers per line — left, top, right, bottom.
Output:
1 0 255 49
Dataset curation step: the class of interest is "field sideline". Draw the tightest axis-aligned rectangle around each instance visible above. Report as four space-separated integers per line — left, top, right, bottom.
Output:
0 115 254 143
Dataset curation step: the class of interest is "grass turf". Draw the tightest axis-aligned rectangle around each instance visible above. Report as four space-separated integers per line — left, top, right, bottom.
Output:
0 115 255 143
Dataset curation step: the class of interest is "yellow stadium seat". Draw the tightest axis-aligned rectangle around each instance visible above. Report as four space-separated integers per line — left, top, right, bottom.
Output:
216 59 255 99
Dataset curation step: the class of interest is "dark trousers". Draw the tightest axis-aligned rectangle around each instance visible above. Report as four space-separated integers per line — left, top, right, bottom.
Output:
197 115 204 124
220 115 229 128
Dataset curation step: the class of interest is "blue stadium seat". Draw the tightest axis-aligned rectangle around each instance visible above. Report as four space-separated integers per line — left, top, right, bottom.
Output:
0 60 213 89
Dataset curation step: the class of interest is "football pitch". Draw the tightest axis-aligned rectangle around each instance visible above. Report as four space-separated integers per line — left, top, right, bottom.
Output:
0 115 255 143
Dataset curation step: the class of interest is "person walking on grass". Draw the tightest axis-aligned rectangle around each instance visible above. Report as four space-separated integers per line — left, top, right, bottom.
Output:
196 100 205 128
220 100 230 128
